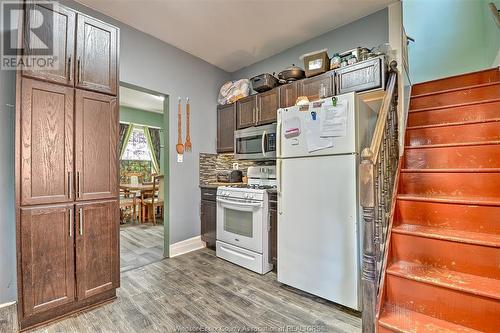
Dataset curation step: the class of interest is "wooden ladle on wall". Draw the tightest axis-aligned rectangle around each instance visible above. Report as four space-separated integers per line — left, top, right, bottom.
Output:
185 97 192 152
176 97 184 154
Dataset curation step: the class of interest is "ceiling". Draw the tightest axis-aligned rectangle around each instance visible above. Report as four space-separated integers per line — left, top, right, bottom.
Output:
75 0 394 72
120 86 164 113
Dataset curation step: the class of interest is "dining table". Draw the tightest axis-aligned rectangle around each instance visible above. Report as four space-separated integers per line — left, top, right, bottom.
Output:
120 183 155 192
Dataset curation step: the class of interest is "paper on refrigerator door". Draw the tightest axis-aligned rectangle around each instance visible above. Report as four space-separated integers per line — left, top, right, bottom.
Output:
320 103 348 138
305 114 333 152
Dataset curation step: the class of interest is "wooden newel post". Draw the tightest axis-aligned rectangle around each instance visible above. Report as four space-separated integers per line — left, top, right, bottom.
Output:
360 148 376 333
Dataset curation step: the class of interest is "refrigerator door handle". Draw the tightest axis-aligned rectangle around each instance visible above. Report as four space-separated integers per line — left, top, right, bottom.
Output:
276 119 282 158
261 130 267 158
277 159 283 215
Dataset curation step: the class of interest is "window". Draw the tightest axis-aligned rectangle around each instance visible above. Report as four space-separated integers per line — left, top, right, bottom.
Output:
122 126 152 161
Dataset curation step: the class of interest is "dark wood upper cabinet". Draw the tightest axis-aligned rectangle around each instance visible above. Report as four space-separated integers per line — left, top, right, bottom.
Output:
75 200 119 300
76 14 118 95
279 81 298 108
297 72 334 102
236 95 257 129
22 3 76 85
217 103 236 153
75 89 118 201
20 78 74 206
20 204 76 316
257 88 279 125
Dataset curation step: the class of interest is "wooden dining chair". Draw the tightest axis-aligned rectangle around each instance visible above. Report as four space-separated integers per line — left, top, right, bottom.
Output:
141 175 164 224
120 193 138 223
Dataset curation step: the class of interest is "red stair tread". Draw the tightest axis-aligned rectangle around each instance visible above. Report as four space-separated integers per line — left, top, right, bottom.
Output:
409 99 500 113
387 261 500 301
407 118 500 130
392 224 500 247
396 194 500 206
411 68 500 97
379 303 481 333
401 168 500 173
404 140 500 150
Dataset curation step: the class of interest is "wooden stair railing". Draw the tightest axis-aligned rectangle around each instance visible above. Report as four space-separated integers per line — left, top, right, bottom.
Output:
360 61 400 333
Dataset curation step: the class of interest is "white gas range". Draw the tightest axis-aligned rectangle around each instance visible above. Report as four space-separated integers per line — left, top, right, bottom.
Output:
216 166 276 274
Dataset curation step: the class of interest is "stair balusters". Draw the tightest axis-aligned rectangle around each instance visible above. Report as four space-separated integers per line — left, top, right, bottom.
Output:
360 61 399 333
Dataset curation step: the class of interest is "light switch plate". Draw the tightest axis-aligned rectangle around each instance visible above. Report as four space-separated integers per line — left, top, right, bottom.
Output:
177 154 183 163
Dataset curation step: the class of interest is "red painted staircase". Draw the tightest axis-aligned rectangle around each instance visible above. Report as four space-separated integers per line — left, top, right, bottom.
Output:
377 67 500 333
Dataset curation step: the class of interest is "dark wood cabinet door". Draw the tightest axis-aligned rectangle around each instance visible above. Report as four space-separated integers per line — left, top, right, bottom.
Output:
217 103 236 153
75 89 118 201
75 200 119 300
20 79 74 206
200 199 216 248
236 95 257 129
298 73 334 102
22 3 75 85
279 82 298 108
76 14 118 95
257 88 279 125
20 204 75 316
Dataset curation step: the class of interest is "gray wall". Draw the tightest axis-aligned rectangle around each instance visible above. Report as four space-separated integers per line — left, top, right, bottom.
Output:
0 26 17 304
232 8 388 81
0 0 230 304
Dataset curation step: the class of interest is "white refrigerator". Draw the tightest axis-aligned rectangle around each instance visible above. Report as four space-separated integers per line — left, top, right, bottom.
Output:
276 92 374 311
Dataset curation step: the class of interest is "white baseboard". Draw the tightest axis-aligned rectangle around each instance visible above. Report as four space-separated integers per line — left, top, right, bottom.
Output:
0 300 16 309
169 236 205 258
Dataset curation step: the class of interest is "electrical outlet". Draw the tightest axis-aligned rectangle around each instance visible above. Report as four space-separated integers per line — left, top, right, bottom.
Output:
177 154 183 163
232 162 239 170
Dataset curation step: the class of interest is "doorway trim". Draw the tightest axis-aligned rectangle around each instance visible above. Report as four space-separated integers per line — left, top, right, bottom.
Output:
119 81 170 257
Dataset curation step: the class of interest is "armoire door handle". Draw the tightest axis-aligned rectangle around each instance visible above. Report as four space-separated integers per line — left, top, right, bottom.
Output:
77 57 82 83
68 171 72 199
67 55 71 82
77 171 81 198
68 208 73 237
79 208 83 236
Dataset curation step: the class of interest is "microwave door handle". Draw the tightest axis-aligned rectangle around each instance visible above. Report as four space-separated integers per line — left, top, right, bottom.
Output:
261 130 267 157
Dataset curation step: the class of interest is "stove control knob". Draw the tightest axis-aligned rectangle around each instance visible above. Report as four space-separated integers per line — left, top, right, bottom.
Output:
247 194 254 199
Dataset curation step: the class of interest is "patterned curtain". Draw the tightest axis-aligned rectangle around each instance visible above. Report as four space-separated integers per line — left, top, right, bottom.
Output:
145 127 161 173
118 123 131 159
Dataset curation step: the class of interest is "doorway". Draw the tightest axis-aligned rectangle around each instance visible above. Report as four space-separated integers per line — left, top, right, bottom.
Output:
118 83 169 272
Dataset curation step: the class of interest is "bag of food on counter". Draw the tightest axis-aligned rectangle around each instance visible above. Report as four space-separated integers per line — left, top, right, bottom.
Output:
218 79 250 105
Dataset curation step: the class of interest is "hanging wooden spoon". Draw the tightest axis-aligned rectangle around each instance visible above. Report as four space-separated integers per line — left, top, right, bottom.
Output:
185 97 192 152
176 97 184 154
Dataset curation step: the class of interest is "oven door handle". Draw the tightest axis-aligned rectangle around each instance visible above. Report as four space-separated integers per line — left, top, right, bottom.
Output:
261 130 267 158
217 198 263 209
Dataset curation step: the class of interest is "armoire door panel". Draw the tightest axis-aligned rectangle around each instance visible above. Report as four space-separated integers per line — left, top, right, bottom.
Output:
75 200 119 300
22 3 76 85
20 79 74 206
76 14 118 95
75 89 118 201
20 204 75 316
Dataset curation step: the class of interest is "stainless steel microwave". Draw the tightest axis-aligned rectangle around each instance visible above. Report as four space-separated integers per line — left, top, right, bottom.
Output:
234 124 276 160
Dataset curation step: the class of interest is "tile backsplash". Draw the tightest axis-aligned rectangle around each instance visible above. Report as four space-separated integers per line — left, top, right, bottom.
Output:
199 153 268 184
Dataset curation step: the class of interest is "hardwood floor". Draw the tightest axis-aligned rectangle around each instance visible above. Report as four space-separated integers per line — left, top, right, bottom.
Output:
120 222 164 272
20 248 361 332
